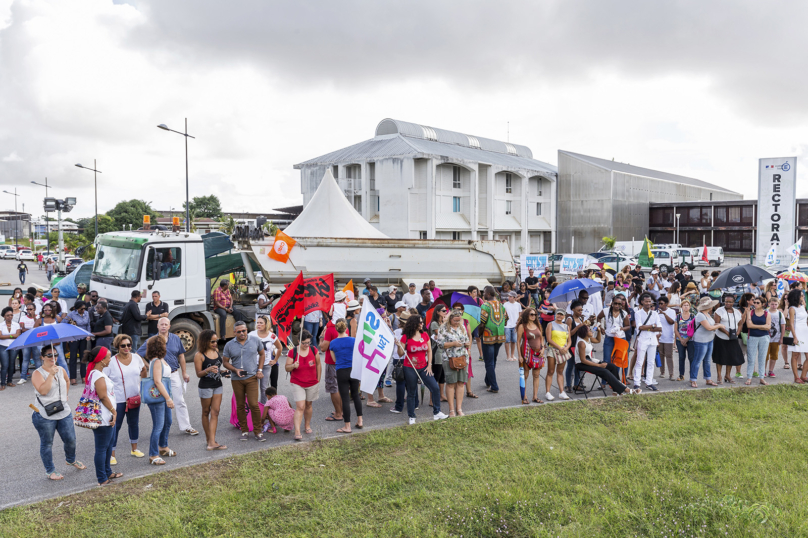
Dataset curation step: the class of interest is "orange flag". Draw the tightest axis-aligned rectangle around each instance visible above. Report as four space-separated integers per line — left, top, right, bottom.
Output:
268 230 297 264
342 280 355 295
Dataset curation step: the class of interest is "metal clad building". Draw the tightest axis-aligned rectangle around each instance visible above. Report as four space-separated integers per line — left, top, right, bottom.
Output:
557 150 743 253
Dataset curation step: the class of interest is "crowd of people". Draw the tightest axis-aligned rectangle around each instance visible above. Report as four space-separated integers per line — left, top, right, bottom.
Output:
13 265 808 486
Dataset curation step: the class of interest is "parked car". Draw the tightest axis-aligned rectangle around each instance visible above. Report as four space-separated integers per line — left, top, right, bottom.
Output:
1 248 19 259
65 257 83 273
588 252 615 260
596 254 637 270
0 245 14 257
16 250 35 261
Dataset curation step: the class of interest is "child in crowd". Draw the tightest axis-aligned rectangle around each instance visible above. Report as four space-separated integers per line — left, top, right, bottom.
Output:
261 387 295 433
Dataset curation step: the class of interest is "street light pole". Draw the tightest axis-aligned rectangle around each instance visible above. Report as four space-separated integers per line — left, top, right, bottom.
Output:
675 213 681 246
74 161 102 237
3 188 20 250
31 178 51 253
157 119 195 232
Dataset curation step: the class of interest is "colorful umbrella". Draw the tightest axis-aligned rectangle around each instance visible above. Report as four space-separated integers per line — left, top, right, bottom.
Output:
426 292 481 332
548 278 603 304
777 271 808 283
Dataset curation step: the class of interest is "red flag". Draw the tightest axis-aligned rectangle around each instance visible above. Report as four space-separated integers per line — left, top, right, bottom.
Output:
701 244 709 263
270 273 335 345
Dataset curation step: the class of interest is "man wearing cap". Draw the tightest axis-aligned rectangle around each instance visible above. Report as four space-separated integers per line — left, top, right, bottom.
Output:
646 270 663 301
362 278 373 296
402 283 421 310
77 283 90 302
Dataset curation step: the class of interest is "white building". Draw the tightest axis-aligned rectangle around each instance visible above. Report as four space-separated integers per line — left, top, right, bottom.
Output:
294 119 558 255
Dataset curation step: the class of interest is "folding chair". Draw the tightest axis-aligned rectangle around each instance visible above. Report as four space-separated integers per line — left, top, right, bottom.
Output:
573 365 609 399
611 338 630 384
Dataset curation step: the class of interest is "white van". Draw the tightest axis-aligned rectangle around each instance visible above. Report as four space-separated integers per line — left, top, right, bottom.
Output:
653 244 683 251
636 249 680 272
691 247 724 267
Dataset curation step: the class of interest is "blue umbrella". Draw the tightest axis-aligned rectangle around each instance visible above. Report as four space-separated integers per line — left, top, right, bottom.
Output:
548 278 604 304
7 323 92 351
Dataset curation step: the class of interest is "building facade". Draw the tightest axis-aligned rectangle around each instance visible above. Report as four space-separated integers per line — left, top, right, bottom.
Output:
557 151 743 253
294 119 558 255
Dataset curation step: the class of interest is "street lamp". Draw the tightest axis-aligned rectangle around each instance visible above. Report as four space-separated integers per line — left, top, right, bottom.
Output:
75 161 101 238
157 119 195 232
31 178 51 253
2 188 20 250
675 213 681 246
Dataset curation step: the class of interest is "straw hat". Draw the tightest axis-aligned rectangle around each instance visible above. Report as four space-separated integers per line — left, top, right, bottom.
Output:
696 296 718 311
398 310 413 327
685 282 698 292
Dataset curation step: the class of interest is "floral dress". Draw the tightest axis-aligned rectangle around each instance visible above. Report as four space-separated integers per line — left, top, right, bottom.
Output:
437 323 471 384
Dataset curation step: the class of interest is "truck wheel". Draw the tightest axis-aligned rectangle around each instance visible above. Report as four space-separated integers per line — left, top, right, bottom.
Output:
171 318 202 360
710 260 719 267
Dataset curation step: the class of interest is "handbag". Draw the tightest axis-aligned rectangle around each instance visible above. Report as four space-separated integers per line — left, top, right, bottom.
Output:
141 360 172 405
392 360 405 382
448 352 468 371
73 374 103 430
116 357 141 412
37 369 65 417
655 351 662 368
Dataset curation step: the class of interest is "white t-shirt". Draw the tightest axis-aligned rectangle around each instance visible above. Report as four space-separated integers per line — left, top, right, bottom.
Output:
768 309 785 341
19 314 37 331
88 370 117 426
331 302 347 321
503 301 523 329
52 298 68 315
0 321 20 348
249 330 278 363
658 307 675 344
636 309 662 346
402 292 421 310
714 307 742 341
659 280 672 297
602 308 627 339
392 328 404 360
104 354 145 400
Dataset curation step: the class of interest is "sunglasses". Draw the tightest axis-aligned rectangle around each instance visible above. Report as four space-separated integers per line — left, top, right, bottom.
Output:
211 338 219 343
44 353 55 358
300 340 311 346
119 343 132 348
528 313 536 316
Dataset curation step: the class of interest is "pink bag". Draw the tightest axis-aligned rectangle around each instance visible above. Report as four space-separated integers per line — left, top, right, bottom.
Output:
229 393 267 432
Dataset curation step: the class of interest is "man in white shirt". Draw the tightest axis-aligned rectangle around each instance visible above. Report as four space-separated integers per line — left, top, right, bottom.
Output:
401 283 421 310
633 292 662 390
646 271 663 301
503 291 523 361
566 290 597 320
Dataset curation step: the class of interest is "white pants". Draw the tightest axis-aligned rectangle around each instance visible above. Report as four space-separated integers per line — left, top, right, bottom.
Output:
634 342 657 387
170 369 193 431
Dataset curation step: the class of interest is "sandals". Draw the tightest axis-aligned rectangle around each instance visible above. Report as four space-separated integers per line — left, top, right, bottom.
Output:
355 423 363 429
532 398 543 404
305 428 313 434
159 448 177 457
325 414 342 422
466 392 479 399
457 410 465 416
206 444 227 450
336 428 351 434
109 472 123 479
66 461 86 470
795 378 805 384
724 377 735 384
706 380 718 386
521 398 530 405
377 397 393 403
294 435 303 441
677 376 684 381
47 472 64 481
449 410 456 417
366 402 382 408
759 380 769 386
150 457 166 465
690 381 698 388
744 380 752 385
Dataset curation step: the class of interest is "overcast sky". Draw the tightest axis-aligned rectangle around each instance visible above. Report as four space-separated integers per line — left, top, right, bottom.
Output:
1 0 807 220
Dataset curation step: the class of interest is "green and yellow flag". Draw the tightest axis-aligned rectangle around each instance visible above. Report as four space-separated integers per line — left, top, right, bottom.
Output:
638 237 655 267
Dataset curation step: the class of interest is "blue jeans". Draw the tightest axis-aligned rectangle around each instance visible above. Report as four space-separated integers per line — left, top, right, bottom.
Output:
676 340 695 378
303 321 320 346
746 335 770 379
530 293 540 308
690 340 714 382
482 343 502 391
19 271 26 284
0 347 10 387
148 402 172 457
113 401 140 449
404 366 441 418
20 347 40 380
392 359 418 411
603 336 615 365
31 412 77 475
565 348 581 389
92 425 115 484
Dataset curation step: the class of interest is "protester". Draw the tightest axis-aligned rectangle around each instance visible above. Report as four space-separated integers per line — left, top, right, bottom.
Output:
499 281 513 303
745 297 771 385
91 300 114 350
675 300 695 382
766 297 785 378
690 297 723 388
145 291 169 337
0 306 21 390
194 329 226 451
250 316 282 400
516 308 544 404
479 286 506 393
402 283 421 310
329 319 362 433
16 302 40 384
319 316 343 424
575 324 638 395
430 304 449 402
524 268 540 307
416 289 432 321
367 286 384 310
40 304 68 374
330 291 348 322
223 321 266 441
143 337 174 465
437 309 471 415
17 259 29 284
429 280 442 300
83 346 120 486
213 280 246 338
713 294 746 384
786 289 808 383
136 318 198 436
8 288 23 308
390 311 415 414
503 291 523 362
255 283 272 321
467 286 484 360
104 334 146 465
385 285 402 314
397 315 447 423
261 387 294 433
286 330 322 440
565 300 589 392
597 296 630 366
544 309 571 401
633 293 661 392
657 296 676 380
119 290 146 350
63 300 91 385
45 258 56 282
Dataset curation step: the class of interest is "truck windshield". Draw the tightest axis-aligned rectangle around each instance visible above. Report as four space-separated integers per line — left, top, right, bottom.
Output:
93 245 142 282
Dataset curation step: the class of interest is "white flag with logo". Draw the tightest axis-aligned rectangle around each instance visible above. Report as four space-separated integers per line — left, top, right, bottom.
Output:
788 238 802 270
350 299 395 393
764 245 777 268
776 278 787 299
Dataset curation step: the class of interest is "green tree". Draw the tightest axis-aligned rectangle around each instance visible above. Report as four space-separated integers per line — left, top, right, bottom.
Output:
184 195 222 219
602 236 617 251
106 199 159 233
218 215 235 235
82 214 118 242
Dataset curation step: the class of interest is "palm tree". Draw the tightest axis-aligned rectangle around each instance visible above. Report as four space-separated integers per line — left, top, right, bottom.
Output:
218 215 236 236
602 236 617 251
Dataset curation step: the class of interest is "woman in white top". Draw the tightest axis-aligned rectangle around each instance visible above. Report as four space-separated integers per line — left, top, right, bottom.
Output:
39 303 69 375
786 289 808 383
574 324 639 395
330 291 348 322
16 302 40 384
250 316 283 403
83 346 120 486
0 306 21 390
712 294 747 384
104 334 147 465
699 271 711 295
667 281 682 313
255 283 272 321
31 345 87 480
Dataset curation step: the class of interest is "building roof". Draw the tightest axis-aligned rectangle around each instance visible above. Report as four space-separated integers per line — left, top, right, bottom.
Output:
559 150 739 194
272 205 303 215
295 119 557 176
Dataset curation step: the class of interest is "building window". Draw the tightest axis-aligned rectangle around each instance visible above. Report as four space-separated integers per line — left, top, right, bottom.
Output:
536 203 541 216
453 197 461 213
332 165 338 178
419 231 427 239
377 197 380 212
452 166 461 189
505 201 512 215
369 162 376 190
505 173 512 194
452 231 461 240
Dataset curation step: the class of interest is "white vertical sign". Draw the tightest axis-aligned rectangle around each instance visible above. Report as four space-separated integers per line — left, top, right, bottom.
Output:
756 157 797 266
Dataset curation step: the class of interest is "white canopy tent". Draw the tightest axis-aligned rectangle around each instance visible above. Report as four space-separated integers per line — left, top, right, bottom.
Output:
283 169 388 239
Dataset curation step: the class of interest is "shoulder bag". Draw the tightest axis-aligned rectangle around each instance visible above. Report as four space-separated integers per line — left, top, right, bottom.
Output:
447 336 468 371
73 373 102 429
116 358 141 412
37 369 65 417
141 360 172 405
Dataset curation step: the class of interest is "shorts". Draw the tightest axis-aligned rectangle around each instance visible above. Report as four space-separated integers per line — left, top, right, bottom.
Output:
290 383 320 402
198 386 223 399
324 364 338 394
444 363 469 384
505 327 517 343
767 342 780 363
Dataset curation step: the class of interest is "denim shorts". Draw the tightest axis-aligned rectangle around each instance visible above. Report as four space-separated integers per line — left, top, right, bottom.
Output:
198 386 223 399
505 327 517 343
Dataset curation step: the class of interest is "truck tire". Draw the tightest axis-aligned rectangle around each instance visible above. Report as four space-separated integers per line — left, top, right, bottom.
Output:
709 260 719 267
171 318 202 360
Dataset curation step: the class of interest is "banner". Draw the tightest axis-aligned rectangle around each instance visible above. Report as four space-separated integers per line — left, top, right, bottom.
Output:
521 254 549 272
776 278 786 299
764 245 777 268
787 238 802 270
270 272 335 343
559 254 587 275
350 298 395 393
756 157 797 265
268 230 297 264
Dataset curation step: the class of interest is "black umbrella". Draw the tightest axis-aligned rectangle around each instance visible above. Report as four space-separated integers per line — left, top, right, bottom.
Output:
709 264 775 291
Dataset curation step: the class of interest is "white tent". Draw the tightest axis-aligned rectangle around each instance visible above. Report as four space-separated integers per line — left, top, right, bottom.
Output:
283 169 388 239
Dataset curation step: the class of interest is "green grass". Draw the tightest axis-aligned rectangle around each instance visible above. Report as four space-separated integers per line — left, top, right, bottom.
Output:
3 386 808 537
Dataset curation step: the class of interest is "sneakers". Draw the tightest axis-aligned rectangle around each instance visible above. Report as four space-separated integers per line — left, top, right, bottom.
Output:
408 418 416 425
629 388 642 395
545 392 555 401
752 371 759 378
130 450 145 458
384 380 392 387
389 408 402 414
768 371 776 378
558 392 570 401
645 384 658 391
433 412 449 421
185 428 199 436
110 456 117 465
16 378 26 385
735 372 743 378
